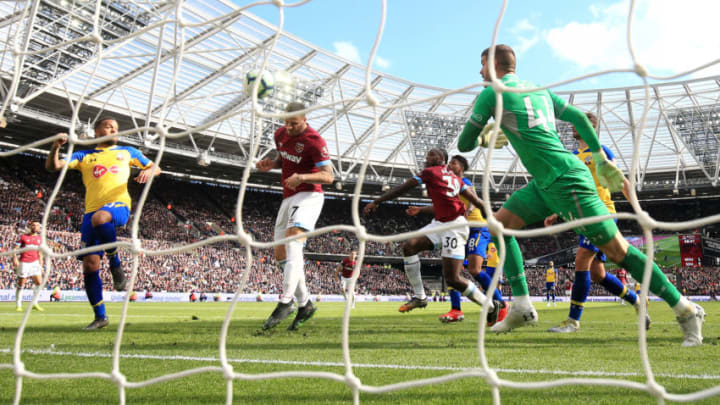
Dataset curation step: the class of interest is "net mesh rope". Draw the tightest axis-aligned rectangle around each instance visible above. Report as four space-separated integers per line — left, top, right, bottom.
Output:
1 0 719 404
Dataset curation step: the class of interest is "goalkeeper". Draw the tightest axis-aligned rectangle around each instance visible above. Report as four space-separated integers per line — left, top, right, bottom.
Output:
457 44 705 346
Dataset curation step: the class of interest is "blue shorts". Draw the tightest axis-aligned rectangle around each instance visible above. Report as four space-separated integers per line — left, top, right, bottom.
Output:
578 219 616 263
546 282 555 290
466 227 491 259
79 202 130 260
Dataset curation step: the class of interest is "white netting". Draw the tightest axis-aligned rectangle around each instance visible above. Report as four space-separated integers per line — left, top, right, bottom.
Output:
1 0 719 404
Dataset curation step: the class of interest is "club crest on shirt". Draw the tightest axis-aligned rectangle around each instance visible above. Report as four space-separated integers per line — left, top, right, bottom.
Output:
584 156 592 165
295 143 304 153
92 165 108 178
116 153 125 161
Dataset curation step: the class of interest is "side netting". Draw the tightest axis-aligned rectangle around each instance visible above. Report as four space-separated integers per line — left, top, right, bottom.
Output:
1 1 719 404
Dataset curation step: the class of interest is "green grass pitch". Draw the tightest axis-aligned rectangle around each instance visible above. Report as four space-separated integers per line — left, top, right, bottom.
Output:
1 301 718 404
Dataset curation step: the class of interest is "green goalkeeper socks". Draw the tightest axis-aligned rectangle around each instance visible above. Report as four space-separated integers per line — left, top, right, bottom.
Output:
619 245 681 307
491 235 529 296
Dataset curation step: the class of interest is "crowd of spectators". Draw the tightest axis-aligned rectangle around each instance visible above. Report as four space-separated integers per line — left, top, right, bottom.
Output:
2 153 719 297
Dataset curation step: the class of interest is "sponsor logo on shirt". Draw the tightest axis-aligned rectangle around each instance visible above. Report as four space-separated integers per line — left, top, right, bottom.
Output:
109 165 119 174
321 146 329 158
92 165 108 178
279 150 302 164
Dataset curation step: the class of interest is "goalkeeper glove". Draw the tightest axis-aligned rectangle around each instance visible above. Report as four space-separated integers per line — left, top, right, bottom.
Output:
592 150 624 192
479 123 509 149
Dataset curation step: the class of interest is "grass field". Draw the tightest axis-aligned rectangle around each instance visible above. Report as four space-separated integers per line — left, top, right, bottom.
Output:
1 300 718 404
606 236 682 269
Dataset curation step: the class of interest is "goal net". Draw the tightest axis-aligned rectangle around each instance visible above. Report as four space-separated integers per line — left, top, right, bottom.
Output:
1 1 719 404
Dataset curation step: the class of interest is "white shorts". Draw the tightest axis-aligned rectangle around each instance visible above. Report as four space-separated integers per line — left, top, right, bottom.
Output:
341 276 353 291
274 192 325 241
17 261 42 278
422 216 469 259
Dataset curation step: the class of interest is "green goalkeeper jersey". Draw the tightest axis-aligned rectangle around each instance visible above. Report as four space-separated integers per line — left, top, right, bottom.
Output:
460 73 599 189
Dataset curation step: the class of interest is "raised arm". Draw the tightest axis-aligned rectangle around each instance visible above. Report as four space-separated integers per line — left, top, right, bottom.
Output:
45 133 68 172
363 177 419 216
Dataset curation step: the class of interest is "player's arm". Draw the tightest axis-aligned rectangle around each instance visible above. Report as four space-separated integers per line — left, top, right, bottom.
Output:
12 241 20 268
362 177 419 216
287 164 334 188
459 186 485 213
135 162 161 184
406 205 434 216
553 94 624 191
45 133 69 172
458 89 496 152
335 264 342 282
256 154 283 172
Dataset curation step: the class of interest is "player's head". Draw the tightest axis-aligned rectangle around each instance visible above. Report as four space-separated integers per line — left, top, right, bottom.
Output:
284 102 308 136
549 261 554 267
481 44 516 82
425 148 447 168
29 221 41 233
350 250 357 260
94 117 119 145
448 154 469 177
572 111 599 140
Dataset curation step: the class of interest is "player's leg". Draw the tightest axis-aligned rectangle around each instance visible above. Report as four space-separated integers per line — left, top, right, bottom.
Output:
549 246 594 333
264 197 295 329
443 256 491 308
91 203 130 291
30 272 44 311
79 212 109 329
466 231 506 325
598 233 702 345
440 228 482 323
490 183 550 332
285 192 324 331
557 168 702 346
15 275 26 311
398 234 434 312
591 260 650 330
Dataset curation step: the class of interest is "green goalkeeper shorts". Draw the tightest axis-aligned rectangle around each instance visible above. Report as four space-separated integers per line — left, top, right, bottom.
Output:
503 167 619 246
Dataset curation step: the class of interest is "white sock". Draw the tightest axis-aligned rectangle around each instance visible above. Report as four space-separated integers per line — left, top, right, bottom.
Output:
32 285 40 303
671 297 694 317
16 287 22 307
403 255 426 299
294 267 309 307
462 282 489 307
513 295 532 309
281 240 305 305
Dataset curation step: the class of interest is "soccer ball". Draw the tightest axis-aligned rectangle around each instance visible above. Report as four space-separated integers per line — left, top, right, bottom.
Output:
244 69 274 99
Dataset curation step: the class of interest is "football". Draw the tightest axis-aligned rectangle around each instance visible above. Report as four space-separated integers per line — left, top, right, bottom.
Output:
244 69 274 99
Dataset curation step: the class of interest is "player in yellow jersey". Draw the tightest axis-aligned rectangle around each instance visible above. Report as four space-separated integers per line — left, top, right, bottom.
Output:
46 117 161 330
407 155 507 325
547 112 650 333
545 261 558 306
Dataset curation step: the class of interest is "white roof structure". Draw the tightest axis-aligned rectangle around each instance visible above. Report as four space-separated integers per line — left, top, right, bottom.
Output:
1 0 719 194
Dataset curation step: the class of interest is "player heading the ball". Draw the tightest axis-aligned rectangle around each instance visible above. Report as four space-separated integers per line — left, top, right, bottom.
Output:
256 102 334 331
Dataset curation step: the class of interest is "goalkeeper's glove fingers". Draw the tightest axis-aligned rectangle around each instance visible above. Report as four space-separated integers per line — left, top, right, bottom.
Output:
479 123 509 149
592 150 625 192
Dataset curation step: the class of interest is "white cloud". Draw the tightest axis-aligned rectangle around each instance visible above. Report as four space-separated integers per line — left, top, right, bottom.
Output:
511 18 535 34
375 56 390 69
333 41 362 63
545 0 720 78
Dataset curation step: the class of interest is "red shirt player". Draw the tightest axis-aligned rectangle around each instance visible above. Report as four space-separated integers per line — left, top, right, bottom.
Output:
12 222 44 311
255 102 334 331
363 148 491 313
336 251 358 307
616 268 628 285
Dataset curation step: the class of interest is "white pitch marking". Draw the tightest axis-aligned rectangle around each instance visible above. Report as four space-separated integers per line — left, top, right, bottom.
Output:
1 348 718 380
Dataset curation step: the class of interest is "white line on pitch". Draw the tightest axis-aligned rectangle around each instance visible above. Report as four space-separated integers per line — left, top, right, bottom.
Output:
1 348 718 380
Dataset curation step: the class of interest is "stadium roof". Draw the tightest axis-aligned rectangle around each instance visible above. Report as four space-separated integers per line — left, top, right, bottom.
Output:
1 0 719 196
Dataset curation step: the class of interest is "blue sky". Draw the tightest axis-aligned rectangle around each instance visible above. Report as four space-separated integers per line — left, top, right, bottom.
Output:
247 0 720 92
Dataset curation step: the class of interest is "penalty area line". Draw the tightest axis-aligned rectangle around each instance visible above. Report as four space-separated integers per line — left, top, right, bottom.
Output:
1 348 719 380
